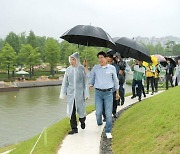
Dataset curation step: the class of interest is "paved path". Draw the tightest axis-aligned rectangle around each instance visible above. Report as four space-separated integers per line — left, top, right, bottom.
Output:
58 91 163 154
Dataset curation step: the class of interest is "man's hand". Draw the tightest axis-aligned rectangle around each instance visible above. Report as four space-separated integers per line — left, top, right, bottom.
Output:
115 90 120 100
83 59 89 74
83 59 88 67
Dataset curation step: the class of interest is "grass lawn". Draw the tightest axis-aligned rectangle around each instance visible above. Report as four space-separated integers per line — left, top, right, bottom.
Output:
0 105 95 154
112 86 180 154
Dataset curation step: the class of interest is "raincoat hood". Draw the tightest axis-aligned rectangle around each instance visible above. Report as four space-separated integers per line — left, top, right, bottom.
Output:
69 52 81 66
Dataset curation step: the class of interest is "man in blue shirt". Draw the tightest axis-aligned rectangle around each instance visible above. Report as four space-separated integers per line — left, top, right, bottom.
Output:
89 51 120 139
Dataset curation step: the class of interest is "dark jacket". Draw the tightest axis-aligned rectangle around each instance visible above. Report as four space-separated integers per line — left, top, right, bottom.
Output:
118 74 125 85
166 63 174 75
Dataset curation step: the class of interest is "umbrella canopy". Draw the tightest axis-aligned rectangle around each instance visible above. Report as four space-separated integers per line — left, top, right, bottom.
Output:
160 57 176 67
113 37 151 62
16 70 29 75
154 54 166 62
60 25 115 49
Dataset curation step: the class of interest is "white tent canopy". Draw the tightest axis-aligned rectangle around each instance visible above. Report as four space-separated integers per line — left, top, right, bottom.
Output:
16 70 29 75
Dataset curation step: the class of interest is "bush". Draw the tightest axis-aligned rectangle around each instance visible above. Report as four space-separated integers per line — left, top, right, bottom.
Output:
3 79 15 82
48 76 59 79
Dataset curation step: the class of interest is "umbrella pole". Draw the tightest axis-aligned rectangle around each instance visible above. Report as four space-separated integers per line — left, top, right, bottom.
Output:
85 42 88 60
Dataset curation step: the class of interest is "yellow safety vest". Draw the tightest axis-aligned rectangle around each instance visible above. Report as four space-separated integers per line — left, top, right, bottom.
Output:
146 66 154 77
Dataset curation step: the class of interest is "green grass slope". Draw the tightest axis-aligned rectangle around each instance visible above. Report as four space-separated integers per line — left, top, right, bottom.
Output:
112 86 180 154
9 105 95 154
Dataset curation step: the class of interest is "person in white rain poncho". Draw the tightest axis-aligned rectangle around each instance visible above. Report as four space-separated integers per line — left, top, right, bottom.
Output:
60 52 89 135
174 59 180 86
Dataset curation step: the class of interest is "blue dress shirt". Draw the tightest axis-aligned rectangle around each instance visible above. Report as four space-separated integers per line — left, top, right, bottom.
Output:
90 64 119 90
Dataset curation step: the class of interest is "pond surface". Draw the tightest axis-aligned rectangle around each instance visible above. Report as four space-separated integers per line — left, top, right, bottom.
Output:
0 85 131 147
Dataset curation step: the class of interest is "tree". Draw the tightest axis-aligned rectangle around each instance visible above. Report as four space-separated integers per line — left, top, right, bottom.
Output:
19 32 27 45
36 36 47 62
173 44 180 56
59 41 71 65
0 38 4 50
18 44 41 78
146 44 156 55
79 46 99 68
0 43 16 79
164 41 175 56
27 31 38 48
5 32 20 54
59 41 100 67
45 38 60 76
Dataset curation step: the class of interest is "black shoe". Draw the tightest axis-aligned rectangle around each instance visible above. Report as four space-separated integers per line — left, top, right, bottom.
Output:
151 92 154 95
81 122 86 129
121 101 124 105
138 98 141 102
113 114 117 119
131 96 136 99
146 91 149 94
68 129 78 135
144 94 146 97
103 118 106 122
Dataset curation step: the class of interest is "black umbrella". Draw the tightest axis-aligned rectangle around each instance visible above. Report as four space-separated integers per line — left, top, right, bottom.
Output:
160 57 176 67
60 25 115 49
112 37 151 62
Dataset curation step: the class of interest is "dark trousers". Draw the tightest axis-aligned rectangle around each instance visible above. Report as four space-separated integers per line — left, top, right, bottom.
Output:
132 79 142 99
119 85 125 104
136 84 146 97
70 102 86 130
154 78 159 91
175 78 178 86
165 74 173 89
146 77 154 92
112 91 117 115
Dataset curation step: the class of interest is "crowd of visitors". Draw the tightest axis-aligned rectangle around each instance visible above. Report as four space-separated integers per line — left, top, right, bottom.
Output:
60 51 180 139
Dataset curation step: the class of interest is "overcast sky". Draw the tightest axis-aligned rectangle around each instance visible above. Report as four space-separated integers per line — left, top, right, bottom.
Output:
0 0 180 40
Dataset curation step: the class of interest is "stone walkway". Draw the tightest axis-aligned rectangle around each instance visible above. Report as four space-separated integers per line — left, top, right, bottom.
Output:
58 91 163 154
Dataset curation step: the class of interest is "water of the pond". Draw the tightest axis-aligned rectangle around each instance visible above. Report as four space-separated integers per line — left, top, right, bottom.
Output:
0 85 132 147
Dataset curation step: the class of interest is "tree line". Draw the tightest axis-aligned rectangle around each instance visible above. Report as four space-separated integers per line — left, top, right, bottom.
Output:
0 31 179 79
0 31 105 79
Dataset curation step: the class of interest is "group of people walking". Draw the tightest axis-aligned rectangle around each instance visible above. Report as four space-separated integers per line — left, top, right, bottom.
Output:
59 51 180 139
60 51 127 139
131 57 180 102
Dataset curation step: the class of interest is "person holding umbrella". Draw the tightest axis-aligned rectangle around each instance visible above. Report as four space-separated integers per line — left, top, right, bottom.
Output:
60 52 89 135
88 51 120 139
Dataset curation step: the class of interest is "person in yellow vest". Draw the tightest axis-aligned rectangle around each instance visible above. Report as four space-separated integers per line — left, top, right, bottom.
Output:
146 63 155 95
154 64 161 92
